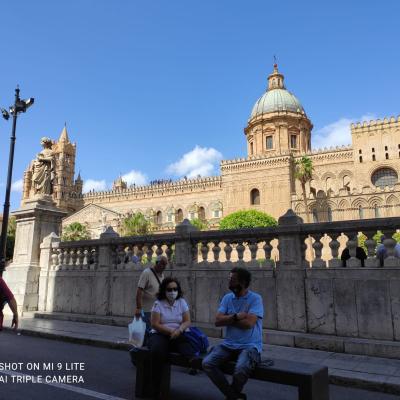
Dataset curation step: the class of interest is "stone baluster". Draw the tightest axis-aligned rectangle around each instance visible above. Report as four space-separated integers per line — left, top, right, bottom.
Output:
82 248 89 269
200 241 209 262
262 239 274 268
126 245 134 264
165 243 174 264
57 248 64 270
155 244 164 259
91 247 98 270
51 248 59 270
69 249 77 269
236 241 245 263
146 245 154 264
346 233 361 267
63 249 70 269
248 239 258 262
224 241 233 262
312 234 325 268
77 248 84 269
136 245 144 264
300 235 309 268
364 231 380 267
382 231 399 267
328 233 341 268
212 241 221 262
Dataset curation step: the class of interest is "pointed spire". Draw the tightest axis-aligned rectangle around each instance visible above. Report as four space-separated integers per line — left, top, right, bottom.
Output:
76 170 82 181
59 123 70 143
267 62 285 91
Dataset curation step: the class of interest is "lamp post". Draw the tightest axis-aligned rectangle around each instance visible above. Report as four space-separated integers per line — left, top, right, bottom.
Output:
0 86 34 276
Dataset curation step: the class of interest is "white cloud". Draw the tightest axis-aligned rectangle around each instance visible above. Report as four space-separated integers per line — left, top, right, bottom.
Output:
122 170 148 186
313 114 376 149
11 179 23 192
166 146 223 178
83 179 107 193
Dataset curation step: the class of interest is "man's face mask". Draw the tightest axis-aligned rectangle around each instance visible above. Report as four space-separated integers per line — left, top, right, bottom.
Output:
229 274 242 294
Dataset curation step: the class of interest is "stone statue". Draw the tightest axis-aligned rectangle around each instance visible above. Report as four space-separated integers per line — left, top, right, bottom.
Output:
31 137 55 196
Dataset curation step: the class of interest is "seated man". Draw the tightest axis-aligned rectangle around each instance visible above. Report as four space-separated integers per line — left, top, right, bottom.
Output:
202 267 263 400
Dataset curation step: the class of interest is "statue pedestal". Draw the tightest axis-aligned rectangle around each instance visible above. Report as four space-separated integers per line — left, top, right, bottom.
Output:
3 198 67 315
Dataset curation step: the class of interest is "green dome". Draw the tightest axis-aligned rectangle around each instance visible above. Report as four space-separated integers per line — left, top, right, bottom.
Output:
250 88 304 118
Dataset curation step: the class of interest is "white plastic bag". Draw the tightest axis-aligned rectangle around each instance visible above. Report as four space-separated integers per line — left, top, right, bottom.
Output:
128 317 146 347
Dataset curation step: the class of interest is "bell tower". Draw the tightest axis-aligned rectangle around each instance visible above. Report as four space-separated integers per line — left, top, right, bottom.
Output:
52 125 83 212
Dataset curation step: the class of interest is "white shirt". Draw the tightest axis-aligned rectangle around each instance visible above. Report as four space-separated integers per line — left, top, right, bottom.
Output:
151 298 189 331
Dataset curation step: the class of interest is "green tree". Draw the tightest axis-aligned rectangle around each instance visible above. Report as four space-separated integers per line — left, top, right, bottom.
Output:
294 156 314 222
190 218 209 231
121 212 150 236
219 210 277 230
62 222 91 241
5 216 16 260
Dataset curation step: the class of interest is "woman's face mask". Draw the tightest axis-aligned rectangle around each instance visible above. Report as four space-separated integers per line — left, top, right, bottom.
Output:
166 288 178 301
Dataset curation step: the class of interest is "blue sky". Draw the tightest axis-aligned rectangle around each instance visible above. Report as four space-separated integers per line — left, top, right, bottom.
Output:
0 1 399 210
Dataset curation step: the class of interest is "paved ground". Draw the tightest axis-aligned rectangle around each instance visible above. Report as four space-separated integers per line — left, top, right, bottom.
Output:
2 316 400 398
1 332 400 400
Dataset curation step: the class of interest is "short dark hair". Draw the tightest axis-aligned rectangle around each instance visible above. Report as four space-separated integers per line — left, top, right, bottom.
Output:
157 277 183 301
230 267 251 288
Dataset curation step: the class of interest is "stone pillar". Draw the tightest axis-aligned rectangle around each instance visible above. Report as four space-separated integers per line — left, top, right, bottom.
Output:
275 209 307 332
38 232 60 311
3 198 67 314
95 227 120 316
174 219 198 268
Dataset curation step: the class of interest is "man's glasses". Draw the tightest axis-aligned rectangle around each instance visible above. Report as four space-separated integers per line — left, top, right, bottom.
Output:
166 288 178 292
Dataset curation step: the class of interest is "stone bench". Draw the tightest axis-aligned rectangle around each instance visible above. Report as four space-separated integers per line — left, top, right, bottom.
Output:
130 347 329 400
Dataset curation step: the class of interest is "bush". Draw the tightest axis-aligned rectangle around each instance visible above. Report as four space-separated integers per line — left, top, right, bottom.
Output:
189 218 209 231
219 210 277 230
5 216 16 260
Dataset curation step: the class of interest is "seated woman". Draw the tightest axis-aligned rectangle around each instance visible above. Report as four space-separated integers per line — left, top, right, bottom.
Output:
148 277 196 398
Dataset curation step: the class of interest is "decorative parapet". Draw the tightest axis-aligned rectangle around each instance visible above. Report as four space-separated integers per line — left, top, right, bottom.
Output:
351 116 400 134
83 176 222 201
221 153 291 172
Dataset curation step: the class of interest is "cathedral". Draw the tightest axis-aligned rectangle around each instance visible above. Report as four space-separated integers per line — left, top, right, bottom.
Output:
21 64 400 238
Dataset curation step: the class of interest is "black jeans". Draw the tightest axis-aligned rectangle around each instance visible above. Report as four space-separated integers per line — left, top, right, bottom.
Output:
148 332 196 394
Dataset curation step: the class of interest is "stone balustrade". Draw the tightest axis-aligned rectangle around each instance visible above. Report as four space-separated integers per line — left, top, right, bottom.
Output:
37 210 400 356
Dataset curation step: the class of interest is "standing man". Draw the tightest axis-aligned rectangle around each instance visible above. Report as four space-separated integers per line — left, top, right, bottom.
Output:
0 277 18 331
203 267 263 400
135 255 168 331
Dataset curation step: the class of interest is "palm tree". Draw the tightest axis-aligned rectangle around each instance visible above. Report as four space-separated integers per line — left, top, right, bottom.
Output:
121 212 150 236
294 156 314 223
62 222 91 241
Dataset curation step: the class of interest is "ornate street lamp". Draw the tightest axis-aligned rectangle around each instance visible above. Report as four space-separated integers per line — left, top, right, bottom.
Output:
0 87 34 275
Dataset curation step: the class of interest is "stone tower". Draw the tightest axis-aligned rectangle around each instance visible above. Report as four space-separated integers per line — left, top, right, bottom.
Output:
52 125 83 212
244 64 313 157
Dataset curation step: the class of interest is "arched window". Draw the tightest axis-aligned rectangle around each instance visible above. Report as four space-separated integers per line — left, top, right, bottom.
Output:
343 175 351 191
250 188 260 205
176 209 183 223
374 205 380 218
358 206 364 219
312 208 318 223
156 211 162 225
371 168 398 188
198 206 206 221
